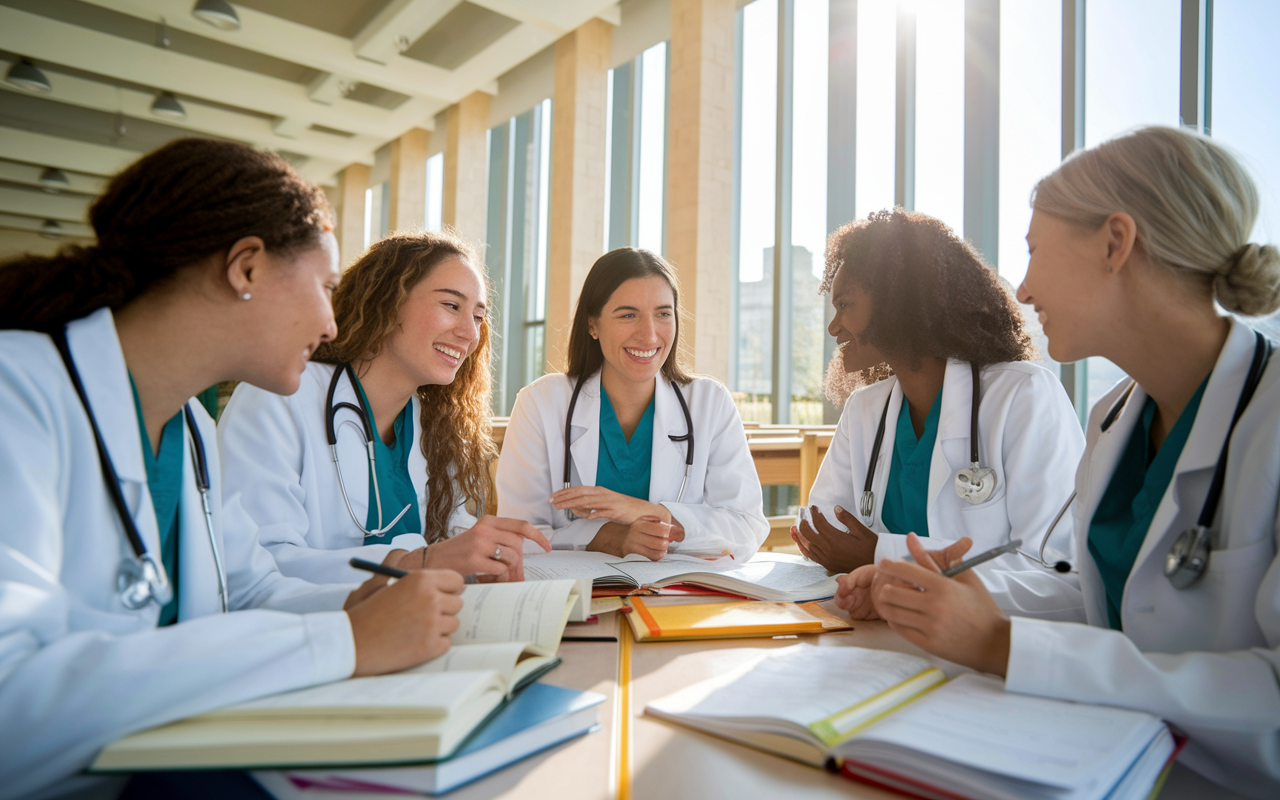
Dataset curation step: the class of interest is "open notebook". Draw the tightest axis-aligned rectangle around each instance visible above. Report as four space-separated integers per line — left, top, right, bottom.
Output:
646 644 1179 800
90 579 580 772
524 551 837 602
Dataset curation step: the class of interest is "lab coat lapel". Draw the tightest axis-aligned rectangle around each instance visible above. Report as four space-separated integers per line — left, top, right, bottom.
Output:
568 372 601 487
1131 320 1259 573
330 365 372 528
928 360 971 511
65 309 162 558
650 377 686 502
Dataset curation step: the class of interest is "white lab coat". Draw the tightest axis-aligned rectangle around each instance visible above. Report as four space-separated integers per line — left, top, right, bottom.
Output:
0 309 355 800
217 361 477 585
808 359 1087 619
1006 320 1280 798
497 372 769 560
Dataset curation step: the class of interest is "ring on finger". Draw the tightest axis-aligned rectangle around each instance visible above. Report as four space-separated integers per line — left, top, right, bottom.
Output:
492 545 503 561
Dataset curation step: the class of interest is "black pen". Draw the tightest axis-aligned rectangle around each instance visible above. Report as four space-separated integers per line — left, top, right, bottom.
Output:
940 539 1022 578
349 557 479 584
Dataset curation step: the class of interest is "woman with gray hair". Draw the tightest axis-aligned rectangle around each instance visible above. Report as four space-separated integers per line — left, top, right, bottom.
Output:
836 125 1280 797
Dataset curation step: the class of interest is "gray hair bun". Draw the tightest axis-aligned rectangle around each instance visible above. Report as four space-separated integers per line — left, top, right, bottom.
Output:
1216 242 1280 317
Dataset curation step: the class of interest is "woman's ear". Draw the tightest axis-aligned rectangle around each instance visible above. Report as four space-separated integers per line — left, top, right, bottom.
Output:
1102 212 1138 275
225 236 266 299
588 317 599 340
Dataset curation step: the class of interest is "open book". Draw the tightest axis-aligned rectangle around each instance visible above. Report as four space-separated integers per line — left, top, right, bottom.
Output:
524 551 837 602
646 644 1178 800
91 579 580 772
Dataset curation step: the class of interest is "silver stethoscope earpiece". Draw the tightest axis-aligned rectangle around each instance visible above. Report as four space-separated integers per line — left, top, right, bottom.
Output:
861 363 996 523
53 330 228 615
562 374 694 521
325 364 413 537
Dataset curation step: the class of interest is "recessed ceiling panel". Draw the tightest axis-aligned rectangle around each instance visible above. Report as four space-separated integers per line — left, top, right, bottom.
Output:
3 0 320 84
0 90 242 154
403 2 520 71
343 83 410 110
236 0 394 39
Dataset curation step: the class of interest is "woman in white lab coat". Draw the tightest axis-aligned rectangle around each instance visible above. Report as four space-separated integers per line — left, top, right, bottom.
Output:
0 140 464 800
497 248 769 560
855 127 1280 798
798 209 1085 620
218 231 548 585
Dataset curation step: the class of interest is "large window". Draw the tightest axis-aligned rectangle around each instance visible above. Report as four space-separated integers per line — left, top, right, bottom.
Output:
425 152 443 233
486 99 552 415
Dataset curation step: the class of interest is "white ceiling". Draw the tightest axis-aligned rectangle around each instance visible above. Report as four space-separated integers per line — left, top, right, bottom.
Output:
0 0 621 238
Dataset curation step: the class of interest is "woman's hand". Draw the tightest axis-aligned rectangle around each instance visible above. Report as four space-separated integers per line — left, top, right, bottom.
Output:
835 564 880 619
872 533 1011 676
550 486 671 525
397 516 550 582
345 568 466 676
586 516 685 560
791 505 878 574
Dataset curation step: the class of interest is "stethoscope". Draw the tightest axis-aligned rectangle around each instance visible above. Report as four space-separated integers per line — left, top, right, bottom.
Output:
860 363 997 520
324 364 412 537
52 329 228 614
1017 331 1273 589
563 374 694 518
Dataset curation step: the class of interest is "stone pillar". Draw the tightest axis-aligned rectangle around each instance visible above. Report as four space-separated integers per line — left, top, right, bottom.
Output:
545 18 611 373
389 127 429 233
666 0 735 381
443 90 491 248
335 163 370 269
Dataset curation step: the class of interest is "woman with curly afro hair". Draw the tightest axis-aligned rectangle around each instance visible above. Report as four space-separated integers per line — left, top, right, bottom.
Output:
793 208 1085 621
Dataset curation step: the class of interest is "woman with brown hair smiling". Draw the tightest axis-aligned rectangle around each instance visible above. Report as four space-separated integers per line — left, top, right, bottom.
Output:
217 230 549 585
797 208 1086 620
497 247 768 560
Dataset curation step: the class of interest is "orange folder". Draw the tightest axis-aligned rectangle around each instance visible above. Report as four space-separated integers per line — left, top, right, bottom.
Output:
625 598 851 642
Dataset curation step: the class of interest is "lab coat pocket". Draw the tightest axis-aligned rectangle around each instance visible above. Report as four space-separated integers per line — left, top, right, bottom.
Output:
1196 534 1273 649
954 490 1011 544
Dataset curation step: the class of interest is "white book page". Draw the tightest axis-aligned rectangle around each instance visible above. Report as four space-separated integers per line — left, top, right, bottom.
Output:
842 673 1165 791
523 551 637 583
453 579 574 651
647 644 934 736
615 553 834 599
207 670 500 720
410 642 528 681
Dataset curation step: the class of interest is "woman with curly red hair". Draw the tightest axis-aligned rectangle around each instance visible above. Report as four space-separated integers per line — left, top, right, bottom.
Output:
795 208 1085 620
217 230 549 585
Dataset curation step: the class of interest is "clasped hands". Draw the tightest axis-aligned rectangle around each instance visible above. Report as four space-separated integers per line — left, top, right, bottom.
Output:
550 485 685 560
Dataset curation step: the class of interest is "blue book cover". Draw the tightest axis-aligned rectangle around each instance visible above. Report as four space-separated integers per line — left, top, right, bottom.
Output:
264 683 606 796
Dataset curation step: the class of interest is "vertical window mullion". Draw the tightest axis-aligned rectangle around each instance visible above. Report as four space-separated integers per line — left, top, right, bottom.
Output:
772 0 796 425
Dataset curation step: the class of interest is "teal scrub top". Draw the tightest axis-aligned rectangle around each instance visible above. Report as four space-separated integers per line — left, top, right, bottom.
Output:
351 375 421 541
881 390 943 539
1088 376 1209 630
596 386 655 501
128 376 183 626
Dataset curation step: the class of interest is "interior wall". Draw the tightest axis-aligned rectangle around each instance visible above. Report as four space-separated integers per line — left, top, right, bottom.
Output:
488 42 556 128
613 0 672 67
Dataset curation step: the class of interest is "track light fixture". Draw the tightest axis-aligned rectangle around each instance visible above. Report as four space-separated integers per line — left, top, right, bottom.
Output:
150 91 187 120
4 59 52 93
192 0 240 31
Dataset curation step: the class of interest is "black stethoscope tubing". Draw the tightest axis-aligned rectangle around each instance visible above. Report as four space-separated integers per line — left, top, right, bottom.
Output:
563 374 694 502
51 328 227 613
861 363 987 519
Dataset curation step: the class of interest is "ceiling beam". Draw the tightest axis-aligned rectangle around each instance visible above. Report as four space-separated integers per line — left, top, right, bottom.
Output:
447 22 557 91
0 5 440 140
78 0 475 102
0 160 107 196
0 212 94 238
0 60 378 166
0 127 138 176
353 0 461 65
0 185 91 223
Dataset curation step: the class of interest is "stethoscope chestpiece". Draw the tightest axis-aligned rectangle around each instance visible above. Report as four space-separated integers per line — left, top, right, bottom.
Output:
859 490 875 520
1165 525 1211 590
117 554 173 610
955 463 997 505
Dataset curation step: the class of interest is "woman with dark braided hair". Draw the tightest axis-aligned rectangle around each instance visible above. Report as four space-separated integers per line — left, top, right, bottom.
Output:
0 139 465 800
794 208 1086 620
216 230 549 585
